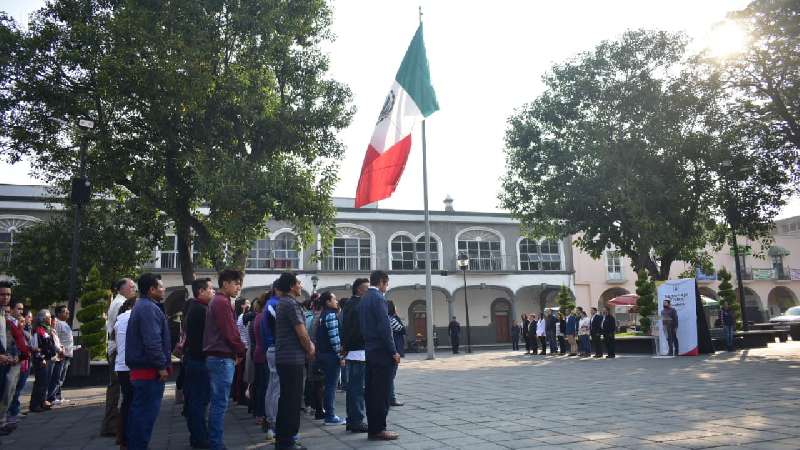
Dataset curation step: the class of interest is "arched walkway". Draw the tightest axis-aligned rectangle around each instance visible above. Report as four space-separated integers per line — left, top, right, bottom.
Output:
598 287 630 312
767 286 799 318
738 287 766 323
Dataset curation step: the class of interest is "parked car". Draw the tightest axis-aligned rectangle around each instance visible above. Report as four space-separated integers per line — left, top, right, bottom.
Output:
770 306 800 340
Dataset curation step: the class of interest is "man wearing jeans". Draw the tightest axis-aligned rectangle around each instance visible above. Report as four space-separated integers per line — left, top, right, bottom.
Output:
341 278 369 433
203 270 246 450
720 304 735 351
662 299 679 356
182 278 215 448
48 305 73 405
261 281 281 443
125 273 170 450
274 272 315 450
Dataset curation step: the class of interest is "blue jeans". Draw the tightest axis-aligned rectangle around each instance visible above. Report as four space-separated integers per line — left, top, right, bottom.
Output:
579 335 590 354
345 360 366 426
183 358 211 445
206 356 235 449
318 352 340 420
723 325 735 350
8 366 29 418
389 362 398 402
47 357 71 402
127 378 165 450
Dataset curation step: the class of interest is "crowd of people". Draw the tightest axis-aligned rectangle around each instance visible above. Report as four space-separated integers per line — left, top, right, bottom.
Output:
512 307 618 358
0 281 75 444
95 269 403 450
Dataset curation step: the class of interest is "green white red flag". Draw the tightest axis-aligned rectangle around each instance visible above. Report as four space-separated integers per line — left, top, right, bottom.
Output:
355 24 439 208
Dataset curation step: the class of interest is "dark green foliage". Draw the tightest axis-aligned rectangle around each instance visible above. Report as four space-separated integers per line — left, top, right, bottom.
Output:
557 285 575 312
635 270 657 335
75 265 110 358
716 267 741 328
1 0 354 284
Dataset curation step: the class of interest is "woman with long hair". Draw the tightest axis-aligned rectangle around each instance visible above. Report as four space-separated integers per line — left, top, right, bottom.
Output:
29 309 57 413
315 292 345 424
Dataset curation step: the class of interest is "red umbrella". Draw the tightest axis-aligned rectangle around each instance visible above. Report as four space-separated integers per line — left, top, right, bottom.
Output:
608 294 639 306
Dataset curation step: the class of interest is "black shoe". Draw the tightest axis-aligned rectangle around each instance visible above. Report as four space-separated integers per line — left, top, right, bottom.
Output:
347 423 369 433
606 355 615 358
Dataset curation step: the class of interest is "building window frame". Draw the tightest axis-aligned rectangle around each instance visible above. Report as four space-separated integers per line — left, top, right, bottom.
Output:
456 227 505 271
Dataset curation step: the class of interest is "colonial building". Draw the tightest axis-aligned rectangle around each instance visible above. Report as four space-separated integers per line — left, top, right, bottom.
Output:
3 183 799 347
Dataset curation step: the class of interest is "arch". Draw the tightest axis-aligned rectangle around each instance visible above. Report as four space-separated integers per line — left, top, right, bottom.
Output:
516 236 564 271
388 231 416 270
598 287 630 312
270 230 303 270
767 286 799 318
0 215 42 263
455 226 505 270
385 284 452 301
738 287 766 323
414 231 444 271
698 287 717 299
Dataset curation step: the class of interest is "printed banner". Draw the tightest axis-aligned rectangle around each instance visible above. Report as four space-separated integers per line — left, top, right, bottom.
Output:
657 278 699 356
791 268 800 281
752 268 774 280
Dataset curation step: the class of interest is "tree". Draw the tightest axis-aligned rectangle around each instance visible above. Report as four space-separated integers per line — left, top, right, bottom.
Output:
500 29 794 280
635 270 656 335
1 0 353 285
556 285 574 312
6 198 156 310
75 265 110 358
716 267 741 328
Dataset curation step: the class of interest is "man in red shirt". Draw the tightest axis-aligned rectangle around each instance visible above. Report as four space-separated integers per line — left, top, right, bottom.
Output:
203 269 246 450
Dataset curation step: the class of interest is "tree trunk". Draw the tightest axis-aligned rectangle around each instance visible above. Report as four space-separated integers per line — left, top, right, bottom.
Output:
176 220 195 286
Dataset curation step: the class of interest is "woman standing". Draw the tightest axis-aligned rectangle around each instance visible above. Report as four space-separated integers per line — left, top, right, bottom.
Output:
29 309 57 413
114 299 135 448
315 292 345 425
511 320 521 351
8 308 33 424
578 311 591 357
251 295 267 425
536 315 547 355
387 301 405 407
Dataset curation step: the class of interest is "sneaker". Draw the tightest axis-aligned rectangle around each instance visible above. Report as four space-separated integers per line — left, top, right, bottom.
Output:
324 416 345 426
53 399 62 406
265 428 275 443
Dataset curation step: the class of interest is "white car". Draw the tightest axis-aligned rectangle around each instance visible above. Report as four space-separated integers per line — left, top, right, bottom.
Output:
770 306 800 324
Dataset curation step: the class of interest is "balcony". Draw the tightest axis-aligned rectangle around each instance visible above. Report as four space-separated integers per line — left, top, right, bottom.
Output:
606 271 626 284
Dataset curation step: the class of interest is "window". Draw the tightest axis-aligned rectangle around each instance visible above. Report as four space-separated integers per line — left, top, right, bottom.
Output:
0 231 13 265
159 233 201 269
0 217 38 264
458 229 502 271
272 233 299 269
519 239 540 271
246 232 300 270
391 235 415 270
607 250 623 280
415 237 439 270
539 240 562 270
324 227 371 271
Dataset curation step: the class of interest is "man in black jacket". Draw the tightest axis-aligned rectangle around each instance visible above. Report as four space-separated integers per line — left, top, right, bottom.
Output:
521 314 530 354
590 307 603 358
545 309 558 354
182 277 215 449
448 317 461 354
601 309 616 358
341 278 369 434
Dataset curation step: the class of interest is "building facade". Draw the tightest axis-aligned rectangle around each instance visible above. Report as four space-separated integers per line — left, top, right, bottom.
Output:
2 183 799 347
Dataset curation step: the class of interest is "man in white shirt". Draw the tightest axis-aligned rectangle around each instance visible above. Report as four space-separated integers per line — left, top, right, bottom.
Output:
47 305 74 405
101 278 136 437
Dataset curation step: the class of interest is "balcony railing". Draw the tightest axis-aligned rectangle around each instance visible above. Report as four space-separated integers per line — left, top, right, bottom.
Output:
606 271 625 282
747 267 800 281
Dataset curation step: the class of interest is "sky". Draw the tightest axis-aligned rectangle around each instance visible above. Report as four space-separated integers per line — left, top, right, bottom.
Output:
2 0 799 218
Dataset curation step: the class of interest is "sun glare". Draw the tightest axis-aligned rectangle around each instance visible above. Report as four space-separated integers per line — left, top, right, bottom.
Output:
707 21 749 59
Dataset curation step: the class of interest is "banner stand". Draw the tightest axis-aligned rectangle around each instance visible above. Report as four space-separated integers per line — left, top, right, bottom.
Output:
651 316 675 358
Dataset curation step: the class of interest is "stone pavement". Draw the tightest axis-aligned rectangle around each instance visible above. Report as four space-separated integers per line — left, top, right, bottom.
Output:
7 341 800 449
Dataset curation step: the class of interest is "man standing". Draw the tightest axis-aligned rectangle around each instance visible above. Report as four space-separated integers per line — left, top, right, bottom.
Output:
183 277 215 449
261 281 281 443
274 272 315 450
341 278 369 433
102 278 137 436
0 284 26 435
359 271 400 442
590 307 603 358
720 304 735 352
601 309 616 358
48 306 73 406
521 314 530 354
565 310 578 356
545 309 557 354
203 270 246 450
662 299 679 356
447 317 461 354
125 273 170 450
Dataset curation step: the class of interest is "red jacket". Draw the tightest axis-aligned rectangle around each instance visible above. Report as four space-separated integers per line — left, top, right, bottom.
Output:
202 293 246 359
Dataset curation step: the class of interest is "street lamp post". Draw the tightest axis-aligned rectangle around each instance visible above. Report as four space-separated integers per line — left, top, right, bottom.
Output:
457 252 472 353
66 118 94 327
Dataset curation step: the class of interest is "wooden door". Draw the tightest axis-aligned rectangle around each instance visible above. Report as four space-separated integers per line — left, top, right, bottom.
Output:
495 312 510 342
414 313 427 340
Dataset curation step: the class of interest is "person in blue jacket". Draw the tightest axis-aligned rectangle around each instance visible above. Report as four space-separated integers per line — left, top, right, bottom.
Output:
565 309 579 356
125 273 170 450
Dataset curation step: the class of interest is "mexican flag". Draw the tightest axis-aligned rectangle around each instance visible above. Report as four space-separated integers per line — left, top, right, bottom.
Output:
354 24 439 208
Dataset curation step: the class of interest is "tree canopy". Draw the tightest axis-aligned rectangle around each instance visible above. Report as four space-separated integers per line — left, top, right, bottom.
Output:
1 0 353 284
501 29 796 280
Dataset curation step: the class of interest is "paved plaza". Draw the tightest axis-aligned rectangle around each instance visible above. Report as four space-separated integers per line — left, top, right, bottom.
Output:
8 341 800 450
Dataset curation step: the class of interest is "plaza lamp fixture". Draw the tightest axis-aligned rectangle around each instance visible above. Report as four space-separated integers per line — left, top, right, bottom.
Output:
457 252 473 353
311 275 319 294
